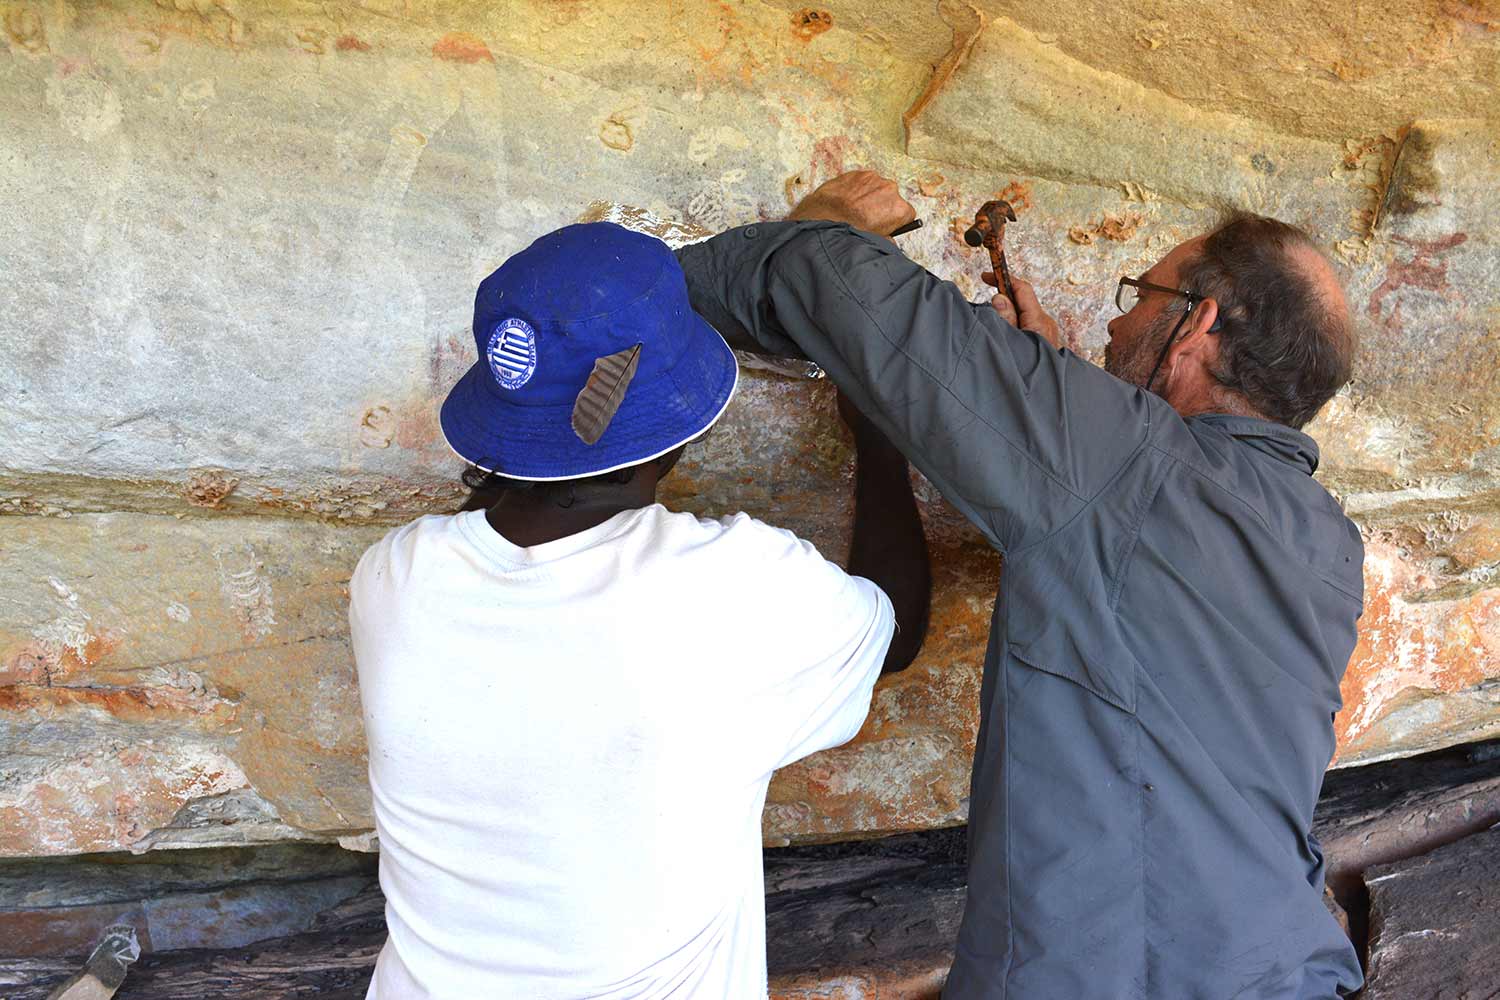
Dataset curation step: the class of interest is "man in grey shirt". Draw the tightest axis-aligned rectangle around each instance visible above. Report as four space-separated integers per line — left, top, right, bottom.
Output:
677 172 1364 998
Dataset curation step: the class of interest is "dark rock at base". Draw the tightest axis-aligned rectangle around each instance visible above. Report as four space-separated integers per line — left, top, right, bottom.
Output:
2 833 969 1000
766 828 965 998
1361 825 1500 999
1312 738 1500 952
1314 739 1500 894
0 886 386 1000
0 844 377 959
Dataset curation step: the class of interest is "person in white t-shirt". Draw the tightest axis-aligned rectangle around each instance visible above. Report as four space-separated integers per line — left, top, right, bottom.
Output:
348 221 931 999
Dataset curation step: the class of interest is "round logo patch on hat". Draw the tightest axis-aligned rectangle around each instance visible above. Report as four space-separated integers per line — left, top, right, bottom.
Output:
486 318 538 390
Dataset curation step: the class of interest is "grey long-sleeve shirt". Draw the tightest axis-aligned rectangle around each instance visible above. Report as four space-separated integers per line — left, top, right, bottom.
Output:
678 222 1365 999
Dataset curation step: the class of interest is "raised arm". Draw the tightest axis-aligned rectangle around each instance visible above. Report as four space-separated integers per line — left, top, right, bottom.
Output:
838 390 930 674
675 173 1158 553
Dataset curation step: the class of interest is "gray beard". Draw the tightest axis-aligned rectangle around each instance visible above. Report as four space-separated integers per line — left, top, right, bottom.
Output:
1104 312 1176 389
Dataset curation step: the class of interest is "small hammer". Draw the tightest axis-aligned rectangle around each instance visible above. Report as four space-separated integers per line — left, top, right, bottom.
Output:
963 201 1018 309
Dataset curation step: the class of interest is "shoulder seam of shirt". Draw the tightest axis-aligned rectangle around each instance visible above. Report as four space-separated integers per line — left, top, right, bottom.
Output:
1149 444 1364 603
808 229 1088 511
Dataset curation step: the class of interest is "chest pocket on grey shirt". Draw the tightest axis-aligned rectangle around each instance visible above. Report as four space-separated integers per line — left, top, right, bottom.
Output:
1005 547 1139 715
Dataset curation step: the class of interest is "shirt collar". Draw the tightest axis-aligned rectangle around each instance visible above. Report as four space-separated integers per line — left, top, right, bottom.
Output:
1190 414 1320 475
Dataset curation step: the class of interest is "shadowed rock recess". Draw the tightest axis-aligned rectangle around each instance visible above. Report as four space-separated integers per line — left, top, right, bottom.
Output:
2 1 1498 857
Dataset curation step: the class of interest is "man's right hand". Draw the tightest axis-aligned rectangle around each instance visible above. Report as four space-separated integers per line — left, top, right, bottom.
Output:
984 272 1062 350
787 170 915 238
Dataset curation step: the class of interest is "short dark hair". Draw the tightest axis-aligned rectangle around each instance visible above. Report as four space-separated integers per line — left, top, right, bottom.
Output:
459 463 639 510
1177 213 1354 429
460 464 637 493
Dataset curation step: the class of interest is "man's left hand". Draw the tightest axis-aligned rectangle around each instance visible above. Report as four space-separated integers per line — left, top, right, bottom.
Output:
788 170 915 238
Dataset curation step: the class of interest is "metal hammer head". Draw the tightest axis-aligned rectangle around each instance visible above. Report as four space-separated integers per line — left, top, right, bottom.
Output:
963 200 1018 246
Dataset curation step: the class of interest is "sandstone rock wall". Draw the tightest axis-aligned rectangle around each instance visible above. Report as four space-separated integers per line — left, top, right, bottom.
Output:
2 0 1497 856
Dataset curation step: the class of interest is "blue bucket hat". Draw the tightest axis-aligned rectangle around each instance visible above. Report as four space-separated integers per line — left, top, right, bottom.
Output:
439 222 739 481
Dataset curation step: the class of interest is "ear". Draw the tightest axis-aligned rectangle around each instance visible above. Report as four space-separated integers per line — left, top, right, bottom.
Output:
1165 297 1220 370
1161 297 1221 401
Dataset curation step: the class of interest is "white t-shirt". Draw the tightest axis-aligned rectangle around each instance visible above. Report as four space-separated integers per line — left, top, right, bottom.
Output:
348 505 893 999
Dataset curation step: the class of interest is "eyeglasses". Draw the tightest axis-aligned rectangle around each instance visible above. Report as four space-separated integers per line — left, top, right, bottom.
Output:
1113 276 1219 392
1115 276 1203 314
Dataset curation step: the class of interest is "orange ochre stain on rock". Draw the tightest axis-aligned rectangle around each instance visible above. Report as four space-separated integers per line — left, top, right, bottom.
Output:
1333 542 1495 755
765 538 993 838
0 683 227 720
335 34 371 53
393 398 443 451
432 31 493 64
1366 231 1469 332
791 9 833 41
809 135 856 186
0 746 250 856
45 629 125 683
995 180 1033 213
1 642 54 685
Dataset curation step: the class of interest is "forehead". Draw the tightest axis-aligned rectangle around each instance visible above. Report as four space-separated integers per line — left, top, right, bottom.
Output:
1143 235 1207 284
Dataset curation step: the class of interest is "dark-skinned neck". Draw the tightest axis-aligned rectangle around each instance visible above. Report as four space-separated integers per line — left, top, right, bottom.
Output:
461 450 684 548
482 477 660 548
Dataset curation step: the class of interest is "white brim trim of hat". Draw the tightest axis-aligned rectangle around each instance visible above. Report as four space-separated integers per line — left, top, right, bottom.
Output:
440 355 740 484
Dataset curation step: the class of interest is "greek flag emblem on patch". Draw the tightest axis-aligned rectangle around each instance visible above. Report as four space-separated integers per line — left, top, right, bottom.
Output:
487 318 538 390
